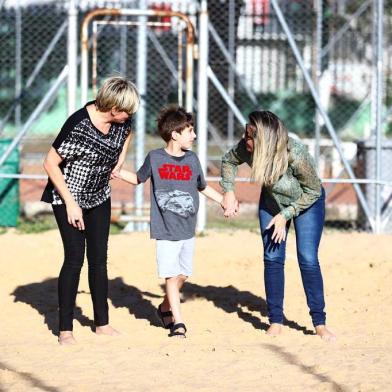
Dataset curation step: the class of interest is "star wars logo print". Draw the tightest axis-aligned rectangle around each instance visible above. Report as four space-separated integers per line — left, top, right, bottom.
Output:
158 164 192 181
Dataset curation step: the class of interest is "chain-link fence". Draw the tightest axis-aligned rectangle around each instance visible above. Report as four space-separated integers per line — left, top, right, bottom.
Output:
206 0 392 232
0 0 391 232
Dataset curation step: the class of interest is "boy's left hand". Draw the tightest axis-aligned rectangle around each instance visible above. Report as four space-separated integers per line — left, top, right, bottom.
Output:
266 213 287 243
110 162 123 179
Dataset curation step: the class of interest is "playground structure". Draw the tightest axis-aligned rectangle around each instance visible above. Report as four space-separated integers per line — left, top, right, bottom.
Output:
0 0 391 233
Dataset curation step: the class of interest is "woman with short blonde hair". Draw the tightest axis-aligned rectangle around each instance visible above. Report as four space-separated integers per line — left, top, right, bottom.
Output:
42 76 139 345
95 76 139 115
221 110 335 342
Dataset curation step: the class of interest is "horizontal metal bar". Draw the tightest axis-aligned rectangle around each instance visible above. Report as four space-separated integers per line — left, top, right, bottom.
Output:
205 176 392 187
0 174 47 180
321 179 391 186
119 215 150 222
94 20 171 27
2 174 390 187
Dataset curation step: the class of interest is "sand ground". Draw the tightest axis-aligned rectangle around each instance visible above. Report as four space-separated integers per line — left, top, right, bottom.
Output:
0 229 391 391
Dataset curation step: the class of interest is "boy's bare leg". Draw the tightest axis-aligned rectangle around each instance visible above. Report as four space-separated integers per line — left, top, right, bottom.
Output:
95 324 120 336
177 274 187 290
161 275 188 311
58 331 76 345
160 275 187 327
166 275 187 336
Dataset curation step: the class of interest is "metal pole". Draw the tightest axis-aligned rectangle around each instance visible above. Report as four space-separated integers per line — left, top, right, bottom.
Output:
15 0 22 134
270 0 375 231
375 0 384 233
320 0 371 58
0 66 69 167
67 0 78 114
314 0 322 170
132 0 148 232
185 23 194 112
197 0 209 233
81 18 89 105
120 16 128 76
81 8 195 109
207 66 247 125
208 22 258 104
0 21 67 134
177 28 184 107
147 30 226 152
92 21 98 96
148 30 177 75
227 0 235 146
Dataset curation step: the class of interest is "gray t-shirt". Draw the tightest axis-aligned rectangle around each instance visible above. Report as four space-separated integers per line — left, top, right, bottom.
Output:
137 148 207 240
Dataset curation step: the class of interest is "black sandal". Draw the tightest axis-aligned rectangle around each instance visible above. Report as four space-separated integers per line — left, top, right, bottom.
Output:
169 323 187 338
157 304 174 329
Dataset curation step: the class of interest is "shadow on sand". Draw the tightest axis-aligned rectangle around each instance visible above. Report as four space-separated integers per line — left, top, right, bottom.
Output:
11 278 92 336
11 276 164 336
181 282 314 335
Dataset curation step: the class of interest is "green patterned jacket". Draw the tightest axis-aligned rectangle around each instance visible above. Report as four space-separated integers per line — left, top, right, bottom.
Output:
220 136 322 221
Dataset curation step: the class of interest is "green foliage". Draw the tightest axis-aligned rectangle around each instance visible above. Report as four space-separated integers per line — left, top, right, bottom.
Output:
386 122 392 137
239 90 317 137
13 216 132 235
207 216 260 232
327 94 362 132
270 91 316 136
109 222 127 235
241 89 366 139
16 215 57 234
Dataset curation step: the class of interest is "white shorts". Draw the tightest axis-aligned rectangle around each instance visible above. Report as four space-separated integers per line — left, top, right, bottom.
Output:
156 237 195 278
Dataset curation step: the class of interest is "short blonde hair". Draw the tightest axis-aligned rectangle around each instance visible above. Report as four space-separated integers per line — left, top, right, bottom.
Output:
95 76 140 115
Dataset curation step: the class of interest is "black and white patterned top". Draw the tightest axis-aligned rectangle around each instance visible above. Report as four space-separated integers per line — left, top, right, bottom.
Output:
41 101 132 209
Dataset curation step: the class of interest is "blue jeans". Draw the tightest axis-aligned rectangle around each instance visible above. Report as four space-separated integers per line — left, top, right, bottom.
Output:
258 188 326 327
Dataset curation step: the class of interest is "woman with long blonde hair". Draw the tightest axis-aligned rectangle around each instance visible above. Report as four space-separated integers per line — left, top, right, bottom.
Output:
221 110 335 341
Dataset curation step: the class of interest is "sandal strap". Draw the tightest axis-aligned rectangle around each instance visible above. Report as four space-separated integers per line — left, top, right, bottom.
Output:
158 305 173 318
169 331 186 337
171 323 187 333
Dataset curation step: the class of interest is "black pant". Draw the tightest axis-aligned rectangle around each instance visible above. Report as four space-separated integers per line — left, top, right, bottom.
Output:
53 199 111 331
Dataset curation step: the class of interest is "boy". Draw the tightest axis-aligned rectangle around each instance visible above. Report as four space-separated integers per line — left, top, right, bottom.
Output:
114 106 223 338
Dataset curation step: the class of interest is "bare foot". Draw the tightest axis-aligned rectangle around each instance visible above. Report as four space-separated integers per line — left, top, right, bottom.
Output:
315 325 336 342
58 331 76 345
95 325 120 336
266 323 282 336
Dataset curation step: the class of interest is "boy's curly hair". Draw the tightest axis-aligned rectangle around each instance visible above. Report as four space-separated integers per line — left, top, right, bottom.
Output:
157 106 194 142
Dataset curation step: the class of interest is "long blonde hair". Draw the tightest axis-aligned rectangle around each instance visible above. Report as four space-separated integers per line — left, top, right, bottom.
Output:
249 110 289 187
